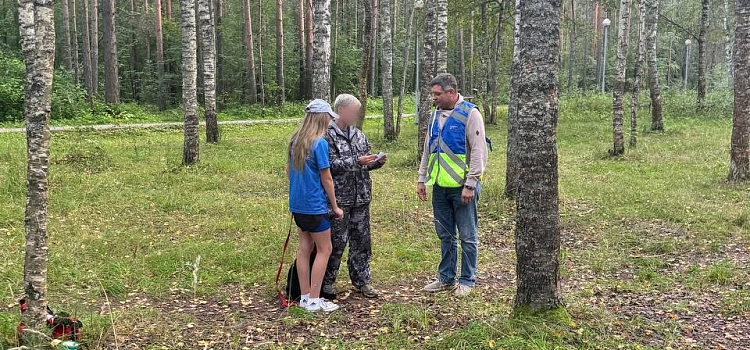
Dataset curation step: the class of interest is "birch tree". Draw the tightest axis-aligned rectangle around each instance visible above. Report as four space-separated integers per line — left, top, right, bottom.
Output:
611 0 632 156
729 0 749 182
181 0 200 164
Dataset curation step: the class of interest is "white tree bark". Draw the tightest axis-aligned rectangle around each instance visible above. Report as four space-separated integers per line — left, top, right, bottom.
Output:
311 0 332 100
181 0 200 164
381 0 395 140
199 0 218 143
611 0 632 156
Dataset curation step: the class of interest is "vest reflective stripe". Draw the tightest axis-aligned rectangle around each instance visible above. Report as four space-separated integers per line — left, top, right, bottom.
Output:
426 100 476 187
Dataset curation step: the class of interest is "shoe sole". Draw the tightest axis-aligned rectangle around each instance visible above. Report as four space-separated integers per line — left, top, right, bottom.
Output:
422 285 456 293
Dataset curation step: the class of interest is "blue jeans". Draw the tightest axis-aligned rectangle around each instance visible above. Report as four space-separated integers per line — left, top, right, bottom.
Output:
432 183 481 287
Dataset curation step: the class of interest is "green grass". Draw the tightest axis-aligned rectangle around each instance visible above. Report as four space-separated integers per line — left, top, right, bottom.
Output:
0 92 748 348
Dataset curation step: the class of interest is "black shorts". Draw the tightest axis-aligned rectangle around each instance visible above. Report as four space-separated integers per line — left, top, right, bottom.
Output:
292 213 331 233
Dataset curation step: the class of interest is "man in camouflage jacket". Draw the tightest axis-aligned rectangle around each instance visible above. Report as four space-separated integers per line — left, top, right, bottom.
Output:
323 94 386 298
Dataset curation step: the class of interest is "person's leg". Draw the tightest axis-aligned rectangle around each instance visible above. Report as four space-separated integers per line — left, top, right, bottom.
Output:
309 228 333 299
347 203 372 288
296 228 314 296
454 183 481 287
323 206 352 292
432 185 458 284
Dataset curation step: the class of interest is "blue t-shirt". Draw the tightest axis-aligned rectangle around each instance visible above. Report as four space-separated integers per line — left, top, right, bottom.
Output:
289 137 330 215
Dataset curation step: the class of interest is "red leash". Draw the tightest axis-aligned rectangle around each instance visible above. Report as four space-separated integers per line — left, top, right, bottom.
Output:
275 215 294 308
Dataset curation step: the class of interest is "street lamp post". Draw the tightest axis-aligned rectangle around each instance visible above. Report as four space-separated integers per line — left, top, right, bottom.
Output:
684 39 692 90
601 18 612 93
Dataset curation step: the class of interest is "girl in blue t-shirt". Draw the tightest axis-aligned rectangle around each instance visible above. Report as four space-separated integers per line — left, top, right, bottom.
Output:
287 99 344 312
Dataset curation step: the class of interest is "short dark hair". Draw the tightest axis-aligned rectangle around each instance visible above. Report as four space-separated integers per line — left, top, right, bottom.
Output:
429 73 458 92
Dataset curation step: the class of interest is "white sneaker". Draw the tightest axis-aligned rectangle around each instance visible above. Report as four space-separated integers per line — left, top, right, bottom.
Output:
299 298 309 308
304 298 340 312
454 284 473 297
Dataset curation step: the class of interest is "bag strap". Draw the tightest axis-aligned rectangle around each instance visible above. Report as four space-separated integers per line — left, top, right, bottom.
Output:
275 214 294 293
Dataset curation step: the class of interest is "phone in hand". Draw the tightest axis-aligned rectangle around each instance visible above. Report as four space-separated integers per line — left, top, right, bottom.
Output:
375 152 387 161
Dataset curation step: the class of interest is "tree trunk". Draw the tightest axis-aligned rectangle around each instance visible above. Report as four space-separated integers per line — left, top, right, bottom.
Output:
396 0 414 136
311 0 332 100
369 7 378 96
243 0 257 103
514 0 563 312
488 3 506 125
567 0 575 92
381 0 395 140
478 2 489 118
611 0 631 157
199 0 218 143
18 0 54 339
298 0 306 99
61 0 73 70
630 0 646 148
71 0 80 84
697 0 709 109
459 28 466 93
416 0 448 161
729 0 749 182
332 0 339 97
724 0 734 85
469 11 474 91
155 0 166 110
81 0 94 103
646 0 663 131
166 0 172 18
276 0 285 104
258 0 266 105
181 0 199 164
356 0 377 129
215 0 223 105
305 0 313 99
504 0 521 199
129 0 139 101
90 0 98 94
102 0 119 103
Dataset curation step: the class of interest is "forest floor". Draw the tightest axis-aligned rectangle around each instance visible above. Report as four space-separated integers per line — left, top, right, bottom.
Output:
0 94 748 349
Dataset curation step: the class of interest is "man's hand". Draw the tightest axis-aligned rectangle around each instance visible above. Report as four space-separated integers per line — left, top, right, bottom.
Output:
358 155 378 166
461 187 475 205
332 206 344 220
417 182 428 202
368 155 387 167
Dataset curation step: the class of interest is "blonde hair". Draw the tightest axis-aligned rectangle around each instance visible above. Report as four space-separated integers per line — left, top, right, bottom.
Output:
333 94 362 113
289 112 330 171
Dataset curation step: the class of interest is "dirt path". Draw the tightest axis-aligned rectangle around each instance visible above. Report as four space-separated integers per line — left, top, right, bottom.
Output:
0 114 414 134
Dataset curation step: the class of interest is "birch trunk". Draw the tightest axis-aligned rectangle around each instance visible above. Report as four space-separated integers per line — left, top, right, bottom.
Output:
630 0 646 148
199 0 218 143
504 0 521 199
243 0 257 103
697 0 709 109
276 0 285 104
611 0 631 156
646 0 663 131
311 0 332 100
181 0 199 164
102 0 120 103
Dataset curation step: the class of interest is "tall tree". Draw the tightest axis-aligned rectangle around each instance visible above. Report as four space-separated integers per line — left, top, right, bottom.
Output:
504 0 521 199
129 0 139 100
514 0 563 312
729 0 749 182
488 2 506 125
298 0 306 98
356 0 377 129
381 0 395 140
416 0 448 160
89 0 98 94
71 0 80 84
611 0 631 156
459 28 466 93
102 0 120 103
166 0 172 18
61 0 73 70
566 0 575 92
697 0 709 109
215 0 223 104
199 0 218 143
181 0 199 164
724 0 735 85
243 0 258 103
630 0 647 148
311 0 332 100
276 0 286 104
18 0 55 338
396 0 415 136
81 0 94 103
305 0 313 98
155 0 166 110
258 0 266 105
469 10 474 90
645 0 663 131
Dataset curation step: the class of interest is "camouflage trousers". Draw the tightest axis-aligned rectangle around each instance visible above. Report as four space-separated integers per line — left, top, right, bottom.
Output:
323 204 372 288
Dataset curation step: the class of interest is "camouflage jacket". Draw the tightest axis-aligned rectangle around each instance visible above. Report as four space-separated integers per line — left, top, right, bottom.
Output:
324 121 383 207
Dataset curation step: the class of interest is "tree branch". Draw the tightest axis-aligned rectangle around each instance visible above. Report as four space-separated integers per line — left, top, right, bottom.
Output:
659 11 699 40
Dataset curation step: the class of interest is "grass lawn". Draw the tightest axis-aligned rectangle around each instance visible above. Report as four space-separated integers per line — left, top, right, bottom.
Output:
0 93 748 349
